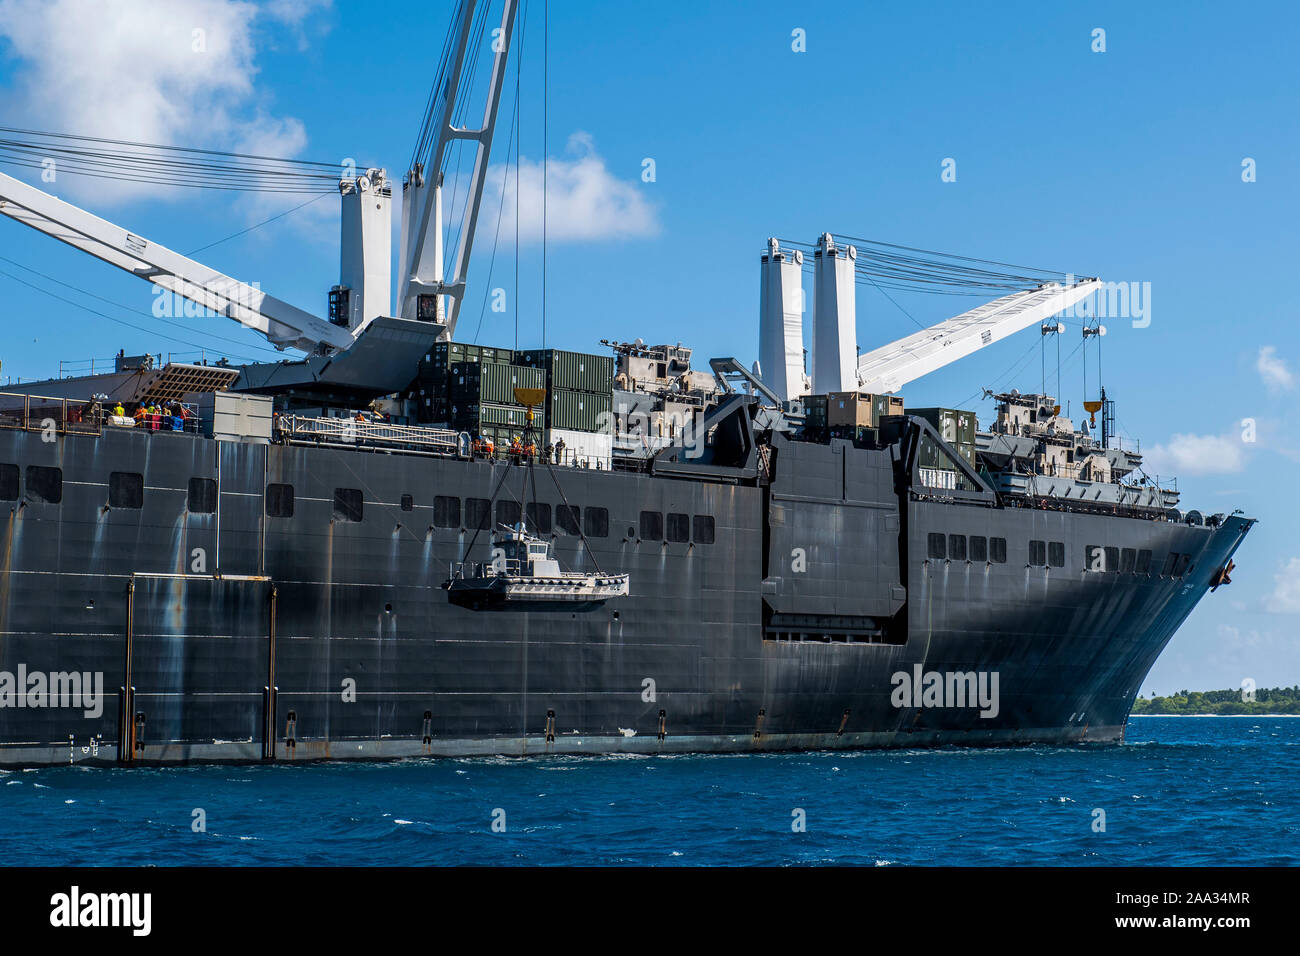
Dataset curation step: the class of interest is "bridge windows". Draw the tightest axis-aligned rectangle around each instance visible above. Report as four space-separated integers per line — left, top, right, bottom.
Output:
25 465 61 504
266 483 293 518
108 472 144 509
187 477 216 514
584 506 609 538
666 512 690 543
1085 545 1122 571
640 511 663 541
0 463 17 500
1030 540 1065 567
926 533 1008 563
949 534 967 561
927 533 946 559
693 515 715 544
333 487 363 523
526 502 552 535
497 500 521 528
1087 545 1159 574
433 495 460 528
466 497 491 530
556 505 580 536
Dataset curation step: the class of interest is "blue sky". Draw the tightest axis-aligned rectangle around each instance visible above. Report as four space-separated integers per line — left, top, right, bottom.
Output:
0 0 1296 693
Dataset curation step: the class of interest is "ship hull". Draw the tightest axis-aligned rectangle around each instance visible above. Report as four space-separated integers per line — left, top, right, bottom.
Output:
0 426 1253 765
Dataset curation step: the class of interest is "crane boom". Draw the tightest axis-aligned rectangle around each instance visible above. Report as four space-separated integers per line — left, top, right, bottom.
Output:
855 279 1102 394
0 169 353 354
400 0 519 339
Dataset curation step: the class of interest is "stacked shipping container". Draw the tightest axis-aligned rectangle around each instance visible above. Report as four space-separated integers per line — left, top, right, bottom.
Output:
516 348 615 432
802 391 905 445
448 361 545 436
910 407 977 468
409 342 515 425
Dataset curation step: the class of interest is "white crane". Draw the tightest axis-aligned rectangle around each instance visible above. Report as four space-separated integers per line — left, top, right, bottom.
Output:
855 279 1103 395
399 0 520 339
760 235 1102 401
0 0 518 363
0 167 354 354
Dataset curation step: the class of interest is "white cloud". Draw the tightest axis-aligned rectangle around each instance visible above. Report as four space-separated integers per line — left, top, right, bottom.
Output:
264 0 330 26
1142 432 1246 476
262 0 332 51
0 0 330 205
478 131 659 243
1257 345 1294 392
1266 557 1300 614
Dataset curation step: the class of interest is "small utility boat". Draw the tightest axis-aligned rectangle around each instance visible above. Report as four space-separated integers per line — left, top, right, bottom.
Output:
444 522 629 610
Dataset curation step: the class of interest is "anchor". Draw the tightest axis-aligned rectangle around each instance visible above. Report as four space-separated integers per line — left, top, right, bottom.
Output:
1210 559 1235 592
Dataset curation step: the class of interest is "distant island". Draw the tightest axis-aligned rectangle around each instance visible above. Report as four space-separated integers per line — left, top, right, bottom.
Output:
1133 686 1300 715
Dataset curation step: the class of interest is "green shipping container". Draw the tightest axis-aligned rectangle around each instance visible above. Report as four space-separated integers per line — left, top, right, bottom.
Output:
548 388 612 432
917 434 974 469
425 341 515 365
804 394 828 426
517 348 614 393
448 362 544 406
910 407 977 446
418 342 515 383
873 394 904 424
455 409 545 436
452 402 544 428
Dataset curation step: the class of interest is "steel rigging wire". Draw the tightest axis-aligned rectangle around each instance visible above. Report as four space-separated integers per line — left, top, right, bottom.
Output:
470 0 528 346
780 235 1074 295
0 127 355 193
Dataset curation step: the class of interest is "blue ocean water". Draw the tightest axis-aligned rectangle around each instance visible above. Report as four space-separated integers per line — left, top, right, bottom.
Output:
2 716 1296 866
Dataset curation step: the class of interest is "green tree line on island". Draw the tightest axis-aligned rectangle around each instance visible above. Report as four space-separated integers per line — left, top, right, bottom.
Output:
1133 686 1300 715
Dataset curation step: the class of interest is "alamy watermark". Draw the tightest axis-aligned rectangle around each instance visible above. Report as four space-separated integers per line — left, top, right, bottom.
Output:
890 665 1000 718
152 279 264 319
49 886 150 936
1060 273 1152 328
0 665 104 718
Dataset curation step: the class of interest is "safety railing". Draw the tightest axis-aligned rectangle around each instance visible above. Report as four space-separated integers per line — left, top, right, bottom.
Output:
0 391 105 435
277 415 461 454
0 391 205 436
466 443 617 471
114 407 204 434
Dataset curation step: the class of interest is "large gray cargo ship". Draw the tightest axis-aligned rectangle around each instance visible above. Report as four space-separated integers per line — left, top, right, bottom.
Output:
0 370 1253 765
0 0 1253 765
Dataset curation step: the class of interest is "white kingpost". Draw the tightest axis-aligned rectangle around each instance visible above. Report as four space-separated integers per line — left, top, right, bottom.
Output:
812 232 858 393
339 168 393 334
758 239 806 402
399 0 518 339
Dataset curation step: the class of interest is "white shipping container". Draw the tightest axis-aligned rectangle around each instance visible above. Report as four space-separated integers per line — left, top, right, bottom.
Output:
545 427 614 469
208 391 272 443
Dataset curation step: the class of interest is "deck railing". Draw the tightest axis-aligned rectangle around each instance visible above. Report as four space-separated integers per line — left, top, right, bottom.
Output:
0 391 203 436
277 415 462 454
0 391 105 435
